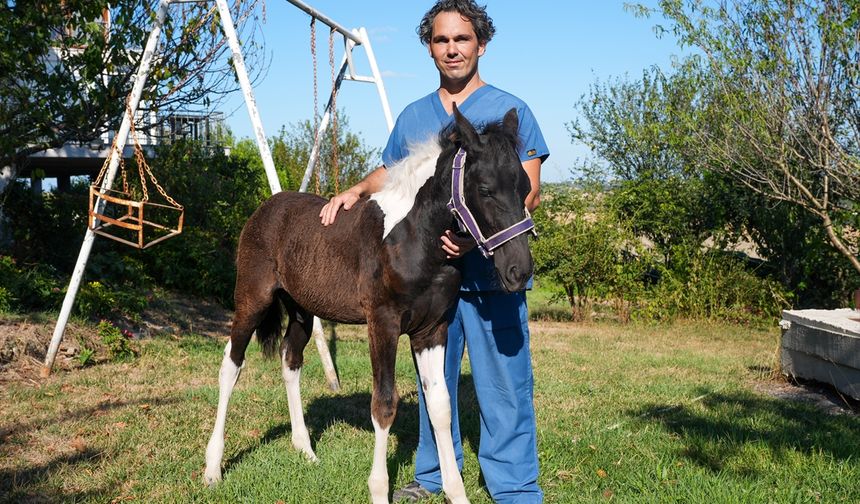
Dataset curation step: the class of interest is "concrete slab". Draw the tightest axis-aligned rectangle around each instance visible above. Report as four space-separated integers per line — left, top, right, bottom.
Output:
780 309 860 400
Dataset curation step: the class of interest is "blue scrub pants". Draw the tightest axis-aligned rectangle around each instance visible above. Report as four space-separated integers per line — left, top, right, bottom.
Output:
414 290 543 503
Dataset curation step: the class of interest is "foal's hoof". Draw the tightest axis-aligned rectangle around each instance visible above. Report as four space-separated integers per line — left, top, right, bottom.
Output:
203 468 222 487
292 437 319 462
300 448 319 463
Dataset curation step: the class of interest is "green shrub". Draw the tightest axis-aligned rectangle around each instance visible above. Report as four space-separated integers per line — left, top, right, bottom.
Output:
0 286 12 313
638 245 790 323
128 140 268 307
77 346 95 367
97 320 136 362
1 181 90 273
76 280 149 320
532 186 643 322
76 281 116 319
0 255 63 312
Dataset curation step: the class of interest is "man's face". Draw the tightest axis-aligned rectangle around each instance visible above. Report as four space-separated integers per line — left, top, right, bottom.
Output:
428 11 486 85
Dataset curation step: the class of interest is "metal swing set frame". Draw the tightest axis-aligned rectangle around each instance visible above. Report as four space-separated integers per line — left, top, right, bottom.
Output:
43 0 395 383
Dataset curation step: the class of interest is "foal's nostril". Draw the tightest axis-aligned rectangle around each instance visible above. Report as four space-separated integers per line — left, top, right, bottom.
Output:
507 264 525 285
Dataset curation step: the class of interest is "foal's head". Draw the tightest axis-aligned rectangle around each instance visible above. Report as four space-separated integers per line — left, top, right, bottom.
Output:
445 105 534 292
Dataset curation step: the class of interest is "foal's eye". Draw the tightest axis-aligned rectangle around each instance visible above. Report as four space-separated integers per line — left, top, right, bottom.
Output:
478 186 492 197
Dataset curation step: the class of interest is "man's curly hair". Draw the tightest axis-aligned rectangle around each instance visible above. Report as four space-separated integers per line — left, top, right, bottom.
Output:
416 0 496 45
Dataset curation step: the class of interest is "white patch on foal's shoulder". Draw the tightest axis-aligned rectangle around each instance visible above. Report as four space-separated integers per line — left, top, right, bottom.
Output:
370 139 442 239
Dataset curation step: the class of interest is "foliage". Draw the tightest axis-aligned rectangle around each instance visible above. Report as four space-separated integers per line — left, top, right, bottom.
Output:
76 280 148 320
0 255 64 313
129 140 269 305
232 111 379 196
532 185 643 321
570 65 746 259
0 286 12 313
0 107 377 311
648 0 860 275
0 179 91 272
733 192 858 308
76 281 116 319
640 244 790 324
571 27 857 308
532 185 789 323
97 319 136 362
77 345 95 367
0 0 266 173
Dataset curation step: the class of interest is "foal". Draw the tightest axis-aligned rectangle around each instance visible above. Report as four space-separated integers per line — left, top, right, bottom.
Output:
204 106 534 504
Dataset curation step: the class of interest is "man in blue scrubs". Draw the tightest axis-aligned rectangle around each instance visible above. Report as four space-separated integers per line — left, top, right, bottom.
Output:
320 1 547 502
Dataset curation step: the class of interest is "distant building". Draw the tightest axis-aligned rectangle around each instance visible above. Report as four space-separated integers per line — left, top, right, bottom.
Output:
20 109 226 193
16 9 226 193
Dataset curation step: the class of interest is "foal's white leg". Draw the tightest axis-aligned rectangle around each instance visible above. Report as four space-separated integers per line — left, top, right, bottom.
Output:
368 416 391 504
204 341 243 486
415 346 469 504
281 351 318 461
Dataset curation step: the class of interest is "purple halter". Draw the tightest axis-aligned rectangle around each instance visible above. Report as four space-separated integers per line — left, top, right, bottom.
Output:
446 147 537 258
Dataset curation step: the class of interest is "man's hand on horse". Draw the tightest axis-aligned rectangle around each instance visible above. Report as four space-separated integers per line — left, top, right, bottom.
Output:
320 190 360 226
441 229 476 259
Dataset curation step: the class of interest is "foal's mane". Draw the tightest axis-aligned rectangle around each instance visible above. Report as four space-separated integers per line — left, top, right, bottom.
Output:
369 117 520 240
370 138 442 238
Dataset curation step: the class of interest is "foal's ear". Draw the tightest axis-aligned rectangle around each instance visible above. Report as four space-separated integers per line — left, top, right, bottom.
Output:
449 102 479 147
502 107 519 137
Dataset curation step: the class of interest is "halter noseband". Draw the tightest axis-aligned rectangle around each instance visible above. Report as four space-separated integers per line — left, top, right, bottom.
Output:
446 147 537 258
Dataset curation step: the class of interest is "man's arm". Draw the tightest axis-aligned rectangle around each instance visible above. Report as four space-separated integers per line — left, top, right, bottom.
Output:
522 158 541 212
320 165 388 226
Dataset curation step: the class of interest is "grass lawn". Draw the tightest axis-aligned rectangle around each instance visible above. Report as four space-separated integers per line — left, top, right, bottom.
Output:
1 316 858 503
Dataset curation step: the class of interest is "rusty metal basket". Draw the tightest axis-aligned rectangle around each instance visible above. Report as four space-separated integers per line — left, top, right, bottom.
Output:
88 109 184 249
88 185 184 249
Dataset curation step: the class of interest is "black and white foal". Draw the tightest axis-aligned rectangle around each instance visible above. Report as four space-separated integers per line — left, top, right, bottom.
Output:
204 106 534 503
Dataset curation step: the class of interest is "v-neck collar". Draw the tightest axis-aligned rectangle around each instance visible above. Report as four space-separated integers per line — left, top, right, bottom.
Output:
432 84 493 123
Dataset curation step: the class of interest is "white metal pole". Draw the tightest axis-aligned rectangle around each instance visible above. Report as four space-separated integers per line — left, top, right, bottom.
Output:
215 0 281 195
359 27 394 133
42 0 173 377
284 0 362 45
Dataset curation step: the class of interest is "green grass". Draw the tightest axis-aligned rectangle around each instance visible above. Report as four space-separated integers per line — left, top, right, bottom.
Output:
527 278 574 322
2 320 859 503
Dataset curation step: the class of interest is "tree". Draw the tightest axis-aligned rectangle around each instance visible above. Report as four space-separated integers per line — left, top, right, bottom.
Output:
650 0 860 275
569 64 744 261
232 111 379 196
532 184 643 321
0 0 265 184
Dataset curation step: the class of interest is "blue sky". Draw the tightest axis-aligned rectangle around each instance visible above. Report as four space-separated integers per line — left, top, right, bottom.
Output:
222 1 684 183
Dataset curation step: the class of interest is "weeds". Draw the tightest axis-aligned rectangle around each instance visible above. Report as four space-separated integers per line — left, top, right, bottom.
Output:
77 346 95 367
97 320 136 362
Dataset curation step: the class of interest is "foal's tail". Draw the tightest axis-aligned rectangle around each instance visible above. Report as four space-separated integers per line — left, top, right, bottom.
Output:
255 294 285 359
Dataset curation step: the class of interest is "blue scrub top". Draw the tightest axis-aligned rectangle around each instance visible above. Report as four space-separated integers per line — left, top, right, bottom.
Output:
382 84 549 291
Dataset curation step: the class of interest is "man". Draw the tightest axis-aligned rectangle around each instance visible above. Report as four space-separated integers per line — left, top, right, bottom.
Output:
320 1 547 502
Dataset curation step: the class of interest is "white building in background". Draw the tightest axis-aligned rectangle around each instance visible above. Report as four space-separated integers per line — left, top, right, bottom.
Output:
23 110 227 193
18 8 226 193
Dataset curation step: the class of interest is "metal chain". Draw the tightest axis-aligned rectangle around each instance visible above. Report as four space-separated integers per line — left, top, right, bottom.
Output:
329 27 339 195
121 159 129 195
126 102 183 209
131 127 149 202
310 17 321 195
94 96 182 211
94 96 132 191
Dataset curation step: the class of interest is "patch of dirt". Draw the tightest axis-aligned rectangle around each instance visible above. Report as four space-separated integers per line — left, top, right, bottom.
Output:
0 317 92 384
754 376 859 416
0 292 233 385
138 292 232 339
